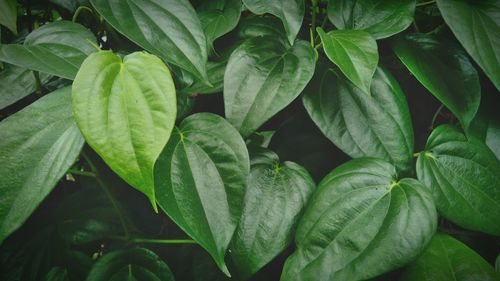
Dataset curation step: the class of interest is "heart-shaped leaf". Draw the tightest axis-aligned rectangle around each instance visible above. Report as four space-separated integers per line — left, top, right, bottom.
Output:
0 21 97 79
303 62 414 173
91 0 209 83
230 149 315 279
197 0 242 47
392 33 481 129
0 63 50 109
154 113 250 276
416 125 500 235
224 36 315 137
72 51 177 211
281 158 437 281
0 87 84 244
317 27 378 94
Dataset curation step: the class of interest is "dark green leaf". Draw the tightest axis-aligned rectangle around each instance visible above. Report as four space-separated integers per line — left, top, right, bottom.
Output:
437 0 500 91
44 267 70 281
400 233 500 281
181 57 227 94
155 113 250 276
392 34 481 129
327 0 416 39
231 151 315 279
198 0 242 47
0 64 50 109
0 87 84 245
0 21 97 80
91 0 210 83
416 125 500 235
281 158 437 281
224 36 315 137
236 15 287 44
0 0 17 34
317 27 378 94
242 0 304 45
85 248 175 281
303 62 414 172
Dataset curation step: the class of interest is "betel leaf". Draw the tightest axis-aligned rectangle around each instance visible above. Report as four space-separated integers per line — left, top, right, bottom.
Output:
197 0 242 48
0 64 50 110
72 51 176 211
317 27 378 94
400 233 500 281
281 158 437 281
230 149 315 280
0 0 16 34
0 21 97 80
242 0 304 45
303 62 414 173
91 0 210 83
85 248 175 281
393 33 481 129
236 15 287 44
437 0 500 91
154 113 250 276
416 124 500 235
0 87 84 245
327 0 416 39
224 36 315 137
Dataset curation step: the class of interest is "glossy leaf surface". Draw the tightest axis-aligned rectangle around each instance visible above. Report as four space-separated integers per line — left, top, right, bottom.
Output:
198 0 242 47
0 64 50 109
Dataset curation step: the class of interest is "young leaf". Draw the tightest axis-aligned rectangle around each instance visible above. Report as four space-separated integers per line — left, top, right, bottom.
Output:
437 0 500 91
91 0 210 83
0 64 50 110
224 37 315 137
0 0 17 34
0 87 84 245
303 62 414 173
85 248 175 281
230 150 315 279
154 113 250 276
400 233 500 281
242 0 304 45
72 51 177 211
317 27 378 94
416 125 500 235
197 0 242 47
0 21 97 80
281 158 437 281
327 0 416 39
392 34 481 129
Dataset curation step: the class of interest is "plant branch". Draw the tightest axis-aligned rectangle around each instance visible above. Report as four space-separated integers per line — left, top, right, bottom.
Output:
68 168 96 177
430 104 444 130
72 6 94 23
110 236 196 244
416 0 436 7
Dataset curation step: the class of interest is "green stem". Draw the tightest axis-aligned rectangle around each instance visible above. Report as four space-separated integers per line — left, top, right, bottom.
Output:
430 104 444 130
110 236 196 244
72 6 94 23
416 0 436 7
314 15 329 43
68 168 96 177
33 71 42 95
310 0 319 45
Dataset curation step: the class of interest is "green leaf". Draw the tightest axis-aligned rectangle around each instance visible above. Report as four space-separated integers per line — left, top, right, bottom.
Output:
392 33 481 129
281 158 437 281
198 0 242 47
0 0 17 34
327 0 416 39
0 87 84 245
91 0 210 83
44 267 70 281
181 56 227 94
236 15 287 44
224 37 315 137
72 51 176 211
242 0 304 45
85 248 175 281
437 0 500 91
400 233 500 281
303 62 414 173
230 150 315 279
416 125 500 235
0 21 97 80
0 64 50 109
154 113 250 276
317 27 378 94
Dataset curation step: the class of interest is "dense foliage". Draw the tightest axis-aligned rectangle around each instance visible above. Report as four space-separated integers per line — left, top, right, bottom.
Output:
0 0 499 280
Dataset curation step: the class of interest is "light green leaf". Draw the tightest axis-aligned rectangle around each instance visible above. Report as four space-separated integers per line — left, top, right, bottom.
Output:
0 64 50 109
198 0 242 47
416 124 500 235
400 233 500 281
392 33 481 129
72 51 176 211
154 113 250 276
303 62 414 172
91 0 209 83
0 87 84 245
0 21 97 80
0 0 17 34
230 150 315 279
327 0 416 39
242 0 304 45
317 27 378 94
224 37 315 137
281 158 437 281
85 248 175 281
437 0 500 91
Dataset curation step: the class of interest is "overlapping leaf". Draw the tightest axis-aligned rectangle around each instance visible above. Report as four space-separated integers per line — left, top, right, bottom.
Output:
0 64 50 109
0 0 17 34
197 0 242 47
